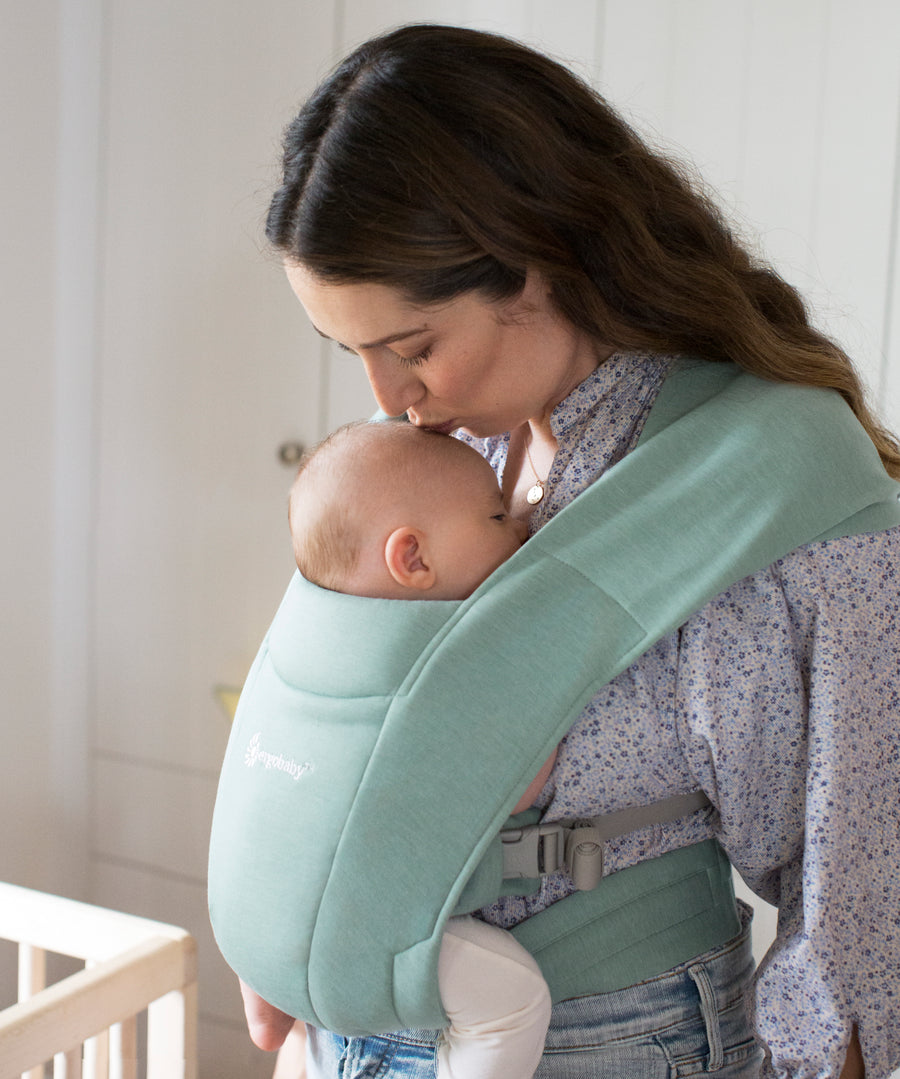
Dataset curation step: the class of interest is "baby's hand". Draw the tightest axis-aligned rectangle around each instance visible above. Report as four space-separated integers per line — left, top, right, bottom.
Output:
239 978 298 1052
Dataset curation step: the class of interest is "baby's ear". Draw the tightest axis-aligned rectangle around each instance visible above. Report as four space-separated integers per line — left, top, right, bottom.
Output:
384 527 435 591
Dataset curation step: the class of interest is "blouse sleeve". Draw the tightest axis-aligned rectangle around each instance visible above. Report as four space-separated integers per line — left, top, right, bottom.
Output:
675 527 900 1079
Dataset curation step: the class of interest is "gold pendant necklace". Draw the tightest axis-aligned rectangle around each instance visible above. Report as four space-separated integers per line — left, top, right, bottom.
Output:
524 437 546 505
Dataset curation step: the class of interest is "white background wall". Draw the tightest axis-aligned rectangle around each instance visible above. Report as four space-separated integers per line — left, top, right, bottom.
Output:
2 2 898 1075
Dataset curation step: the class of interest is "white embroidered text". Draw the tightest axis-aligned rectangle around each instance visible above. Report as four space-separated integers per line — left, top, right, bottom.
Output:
244 732 314 781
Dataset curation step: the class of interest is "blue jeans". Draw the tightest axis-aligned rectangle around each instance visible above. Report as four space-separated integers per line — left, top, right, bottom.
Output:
306 905 764 1078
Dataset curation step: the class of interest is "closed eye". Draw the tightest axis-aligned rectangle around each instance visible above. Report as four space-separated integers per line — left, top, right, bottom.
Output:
395 347 432 367
334 342 431 367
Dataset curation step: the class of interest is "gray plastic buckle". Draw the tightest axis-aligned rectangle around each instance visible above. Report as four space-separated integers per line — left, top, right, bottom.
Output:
501 822 567 879
565 824 604 891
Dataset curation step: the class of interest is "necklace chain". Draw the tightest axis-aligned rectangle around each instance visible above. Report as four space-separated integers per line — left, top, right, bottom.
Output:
524 436 546 506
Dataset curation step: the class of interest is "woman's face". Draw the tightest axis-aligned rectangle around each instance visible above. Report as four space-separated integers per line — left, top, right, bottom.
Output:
285 262 605 438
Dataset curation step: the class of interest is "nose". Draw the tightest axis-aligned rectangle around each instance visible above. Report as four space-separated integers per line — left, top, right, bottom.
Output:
361 354 422 419
513 517 529 543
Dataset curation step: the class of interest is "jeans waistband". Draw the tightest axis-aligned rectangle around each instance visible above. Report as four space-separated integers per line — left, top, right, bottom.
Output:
543 901 755 1046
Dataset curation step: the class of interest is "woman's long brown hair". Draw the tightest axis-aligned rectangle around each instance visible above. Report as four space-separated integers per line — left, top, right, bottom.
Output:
266 24 900 477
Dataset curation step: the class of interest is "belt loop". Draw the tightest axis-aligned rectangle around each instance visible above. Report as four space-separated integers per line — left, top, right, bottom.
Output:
688 963 724 1071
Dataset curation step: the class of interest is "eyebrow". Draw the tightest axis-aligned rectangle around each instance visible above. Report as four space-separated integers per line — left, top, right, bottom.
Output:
312 325 429 350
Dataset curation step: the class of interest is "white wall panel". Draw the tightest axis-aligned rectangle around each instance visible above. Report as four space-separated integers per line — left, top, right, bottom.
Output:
808 1 900 399
46 0 105 904
735 1 827 282
92 0 334 770
600 2 822 238
93 756 217 880
597 0 674 133
650 1 749 194
599 0 900 416
322 349 381 432
0 0 88 897
337 0 602 73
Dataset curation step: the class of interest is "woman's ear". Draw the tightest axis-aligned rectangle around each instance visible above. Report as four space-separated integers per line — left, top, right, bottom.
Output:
384 527 436 591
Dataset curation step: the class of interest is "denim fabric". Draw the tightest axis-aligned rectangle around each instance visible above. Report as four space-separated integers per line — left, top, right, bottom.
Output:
306 906 763 1079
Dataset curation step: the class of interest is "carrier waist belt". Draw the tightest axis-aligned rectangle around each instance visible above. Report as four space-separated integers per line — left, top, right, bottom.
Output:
509 838 737 1001
208 360 900 1035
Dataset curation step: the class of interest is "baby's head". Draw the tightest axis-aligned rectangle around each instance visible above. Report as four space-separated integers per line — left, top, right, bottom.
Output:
289 421 526 600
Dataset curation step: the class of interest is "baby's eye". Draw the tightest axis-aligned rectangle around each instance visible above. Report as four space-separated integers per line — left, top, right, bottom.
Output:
491 513 507 522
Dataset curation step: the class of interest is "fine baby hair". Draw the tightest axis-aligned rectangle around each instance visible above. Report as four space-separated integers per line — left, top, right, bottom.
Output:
289 420 476 589
288 419 524 601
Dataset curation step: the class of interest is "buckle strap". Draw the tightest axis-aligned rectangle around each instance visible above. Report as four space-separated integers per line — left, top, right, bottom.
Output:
500 790 711 891
501 822 568 879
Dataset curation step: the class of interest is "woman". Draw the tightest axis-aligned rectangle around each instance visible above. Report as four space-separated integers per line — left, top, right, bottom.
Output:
259 24 900 1079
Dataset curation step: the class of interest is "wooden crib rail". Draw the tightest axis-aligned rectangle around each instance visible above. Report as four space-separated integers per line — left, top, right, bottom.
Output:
0 882 197 1079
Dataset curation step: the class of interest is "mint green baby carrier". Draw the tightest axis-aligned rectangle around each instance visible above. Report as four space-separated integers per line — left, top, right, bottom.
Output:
208 360 900 1035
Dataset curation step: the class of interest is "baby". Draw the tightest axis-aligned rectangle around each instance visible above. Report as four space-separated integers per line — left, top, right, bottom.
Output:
241 420 556 1079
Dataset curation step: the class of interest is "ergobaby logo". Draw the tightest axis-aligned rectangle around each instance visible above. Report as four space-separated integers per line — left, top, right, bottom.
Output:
244 732 314 781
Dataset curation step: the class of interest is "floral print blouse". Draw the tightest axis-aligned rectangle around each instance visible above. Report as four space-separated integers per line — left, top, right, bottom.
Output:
457 352 900 1079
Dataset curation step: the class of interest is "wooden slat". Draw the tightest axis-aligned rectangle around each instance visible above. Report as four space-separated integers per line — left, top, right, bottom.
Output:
148 984 198 1079
53 1047 82 1079
0 883 190 962
18 943 47 1079
109 1018 137 1079
83 1027 110 1079
0 935 196 1078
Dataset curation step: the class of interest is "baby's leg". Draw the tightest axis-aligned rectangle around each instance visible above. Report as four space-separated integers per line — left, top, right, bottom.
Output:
436 916 551 1079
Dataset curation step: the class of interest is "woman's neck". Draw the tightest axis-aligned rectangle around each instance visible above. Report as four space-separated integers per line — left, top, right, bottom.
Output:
503 420 559 524
503 343 614 522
